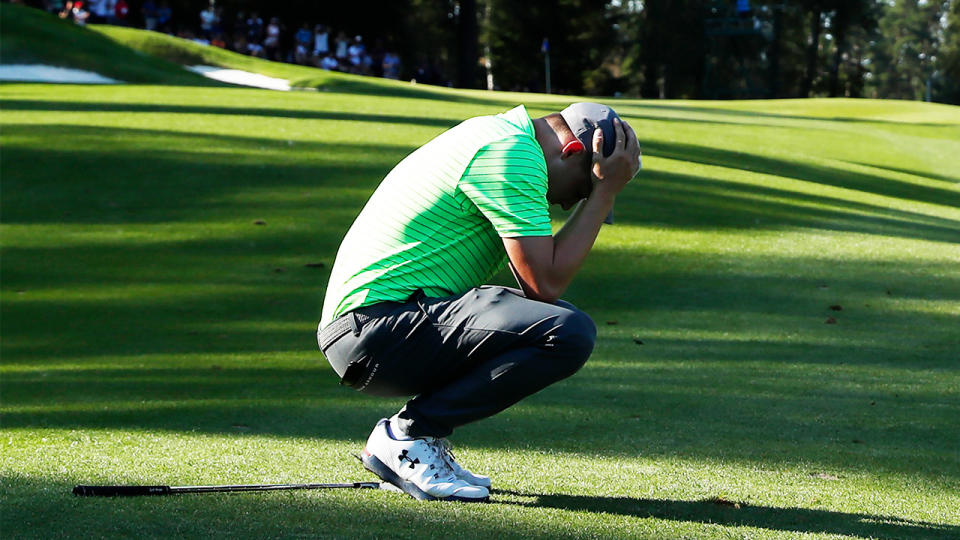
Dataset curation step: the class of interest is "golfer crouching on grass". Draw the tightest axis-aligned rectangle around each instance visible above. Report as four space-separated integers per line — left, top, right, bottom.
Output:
318 103 641 502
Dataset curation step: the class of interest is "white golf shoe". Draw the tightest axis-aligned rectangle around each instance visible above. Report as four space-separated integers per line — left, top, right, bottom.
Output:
361 419 489 502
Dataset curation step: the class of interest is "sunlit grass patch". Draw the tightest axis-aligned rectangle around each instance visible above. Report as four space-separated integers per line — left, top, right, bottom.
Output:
2 65 959 540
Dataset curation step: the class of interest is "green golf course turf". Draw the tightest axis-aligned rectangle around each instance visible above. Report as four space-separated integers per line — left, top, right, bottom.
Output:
2 11 960 539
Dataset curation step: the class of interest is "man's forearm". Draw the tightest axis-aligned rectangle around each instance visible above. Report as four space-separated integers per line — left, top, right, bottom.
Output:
552 189 616 276
504 189 616 303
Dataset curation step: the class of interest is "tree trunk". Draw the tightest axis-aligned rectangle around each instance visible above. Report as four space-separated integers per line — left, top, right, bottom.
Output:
801 7 822 97
640 6 662 98
769 5 783 97
456 0 478 89
828 7 849 97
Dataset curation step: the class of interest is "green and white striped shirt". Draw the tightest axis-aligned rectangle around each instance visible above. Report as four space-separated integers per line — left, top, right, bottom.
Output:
320 105 551 328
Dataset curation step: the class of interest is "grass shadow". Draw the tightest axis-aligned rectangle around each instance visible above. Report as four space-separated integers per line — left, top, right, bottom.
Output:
643 140 960 211
633 102 958 128
618 168 960 244
0 100 462 128
295 77 520 107
494 490 959 540
850 161 960 185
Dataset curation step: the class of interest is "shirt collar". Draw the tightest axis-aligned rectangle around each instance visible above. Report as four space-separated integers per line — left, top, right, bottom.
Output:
497 105 534 137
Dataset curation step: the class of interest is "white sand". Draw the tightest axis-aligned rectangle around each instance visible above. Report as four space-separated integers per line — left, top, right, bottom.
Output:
187 65 290 91
0 63 291 91
0 64 120 84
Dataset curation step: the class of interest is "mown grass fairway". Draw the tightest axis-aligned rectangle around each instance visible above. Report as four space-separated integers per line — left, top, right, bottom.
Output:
2 59 960 538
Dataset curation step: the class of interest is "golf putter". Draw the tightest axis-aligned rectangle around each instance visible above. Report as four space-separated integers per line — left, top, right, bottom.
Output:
73 481 384 497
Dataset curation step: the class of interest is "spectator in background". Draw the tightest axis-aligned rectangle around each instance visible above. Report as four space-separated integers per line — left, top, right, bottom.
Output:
382 51 401 80
334 31 349 61
199 3 217 40
247 12 264 44
313 24 329 62
69 1 90 25
85 0 106 23
247 40 265 58
347 35 365 73
48 0 405 84
59 1 74 19
320 53 339 71
141 0 157 31
156 1 172 33
102 0 119 24
264 17 282 61
295 23 312 64
113 0 128 25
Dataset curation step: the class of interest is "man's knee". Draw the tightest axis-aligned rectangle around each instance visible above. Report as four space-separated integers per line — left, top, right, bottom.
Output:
549 305 596 375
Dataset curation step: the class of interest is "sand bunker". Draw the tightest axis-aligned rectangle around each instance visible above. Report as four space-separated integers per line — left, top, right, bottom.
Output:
187 66 290 91
0 64 120 84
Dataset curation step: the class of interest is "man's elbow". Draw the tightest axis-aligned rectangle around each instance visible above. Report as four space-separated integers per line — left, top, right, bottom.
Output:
520 280 564 304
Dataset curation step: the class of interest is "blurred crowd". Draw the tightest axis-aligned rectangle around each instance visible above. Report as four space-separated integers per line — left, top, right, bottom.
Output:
49 0 403 79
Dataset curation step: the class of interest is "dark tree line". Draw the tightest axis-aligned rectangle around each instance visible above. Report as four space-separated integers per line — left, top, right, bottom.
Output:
365 0 957 103
27 0 960 103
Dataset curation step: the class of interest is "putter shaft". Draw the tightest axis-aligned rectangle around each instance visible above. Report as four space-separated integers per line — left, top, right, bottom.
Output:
73 481 381 496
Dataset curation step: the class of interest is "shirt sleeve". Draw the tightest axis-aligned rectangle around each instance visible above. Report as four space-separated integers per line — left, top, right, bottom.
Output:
458 134 553 238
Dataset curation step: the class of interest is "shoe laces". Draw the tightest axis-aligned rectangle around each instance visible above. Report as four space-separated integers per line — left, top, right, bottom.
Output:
422 438 457 480
432 438 463 472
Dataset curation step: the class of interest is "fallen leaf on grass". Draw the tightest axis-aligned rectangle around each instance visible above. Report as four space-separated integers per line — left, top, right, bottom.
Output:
274 267 285 273
829 304 843 311
633 338 644 345
253 220 267 225
825 317 837 324
606 321 618 325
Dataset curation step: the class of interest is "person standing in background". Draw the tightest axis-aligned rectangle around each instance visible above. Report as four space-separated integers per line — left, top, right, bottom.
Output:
313 24 330 64
334 31 349 61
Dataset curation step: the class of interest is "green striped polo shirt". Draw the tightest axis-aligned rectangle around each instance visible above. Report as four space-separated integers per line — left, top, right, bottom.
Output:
320 105 551 328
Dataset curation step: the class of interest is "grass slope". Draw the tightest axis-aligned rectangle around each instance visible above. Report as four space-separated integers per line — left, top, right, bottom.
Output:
2 56 960 539
0 4 217 86
92 22 484 101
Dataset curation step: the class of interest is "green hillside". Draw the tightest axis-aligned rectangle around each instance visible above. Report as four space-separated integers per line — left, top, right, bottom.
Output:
0 3 220 86
1 9 959 539
91 23 487 100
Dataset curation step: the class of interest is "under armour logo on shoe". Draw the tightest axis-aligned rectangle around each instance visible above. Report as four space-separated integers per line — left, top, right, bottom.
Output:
398 449 420 469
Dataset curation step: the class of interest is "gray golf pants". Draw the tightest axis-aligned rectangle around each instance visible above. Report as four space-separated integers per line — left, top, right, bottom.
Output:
318 286 596 438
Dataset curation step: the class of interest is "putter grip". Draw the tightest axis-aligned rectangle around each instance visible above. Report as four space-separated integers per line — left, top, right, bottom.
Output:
73 485 172 496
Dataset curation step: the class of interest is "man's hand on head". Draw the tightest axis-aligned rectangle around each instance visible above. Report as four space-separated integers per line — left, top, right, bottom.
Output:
590 118 642 197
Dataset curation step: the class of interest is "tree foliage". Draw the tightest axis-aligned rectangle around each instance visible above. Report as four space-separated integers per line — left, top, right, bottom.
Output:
36 0 957 103
868 0 947 100
940 0 960 102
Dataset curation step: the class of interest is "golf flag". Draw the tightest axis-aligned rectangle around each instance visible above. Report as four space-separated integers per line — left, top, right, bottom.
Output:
541 38 549 53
